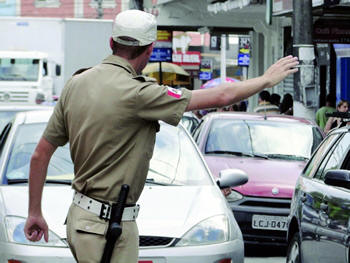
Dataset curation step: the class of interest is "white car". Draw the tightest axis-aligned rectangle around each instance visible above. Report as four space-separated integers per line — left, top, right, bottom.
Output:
0 104 53 133
0 110 245 263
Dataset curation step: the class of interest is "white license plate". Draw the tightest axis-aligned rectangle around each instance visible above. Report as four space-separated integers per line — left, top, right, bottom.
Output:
252 215 288 231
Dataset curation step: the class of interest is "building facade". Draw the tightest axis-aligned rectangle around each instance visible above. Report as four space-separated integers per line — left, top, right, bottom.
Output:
0 0 131 18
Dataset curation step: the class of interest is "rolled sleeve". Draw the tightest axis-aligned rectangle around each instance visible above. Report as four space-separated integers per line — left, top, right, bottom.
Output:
42 85 70 146
135 84 192 126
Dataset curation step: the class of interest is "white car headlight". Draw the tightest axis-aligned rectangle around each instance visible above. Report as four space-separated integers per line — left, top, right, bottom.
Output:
176 215 229 246
5 216 68 247
226 190 243 202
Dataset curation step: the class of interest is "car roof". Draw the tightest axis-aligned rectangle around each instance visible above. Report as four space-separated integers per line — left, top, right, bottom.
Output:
203 111 316 126
16 109 54 124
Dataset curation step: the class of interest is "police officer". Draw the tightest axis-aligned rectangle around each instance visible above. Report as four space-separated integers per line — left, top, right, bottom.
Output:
24 9 299 263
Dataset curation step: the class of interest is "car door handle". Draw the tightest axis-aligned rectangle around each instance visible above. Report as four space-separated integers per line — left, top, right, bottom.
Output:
320 203 328 211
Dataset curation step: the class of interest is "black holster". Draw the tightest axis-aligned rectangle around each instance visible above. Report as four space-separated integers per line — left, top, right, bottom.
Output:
100 184 129 263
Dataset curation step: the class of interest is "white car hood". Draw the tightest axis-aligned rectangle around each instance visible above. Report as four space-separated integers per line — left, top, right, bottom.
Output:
0 185 73 238
1 185 227 239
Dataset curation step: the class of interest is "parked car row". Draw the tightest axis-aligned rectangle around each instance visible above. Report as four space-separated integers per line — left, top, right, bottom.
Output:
0 109 246 263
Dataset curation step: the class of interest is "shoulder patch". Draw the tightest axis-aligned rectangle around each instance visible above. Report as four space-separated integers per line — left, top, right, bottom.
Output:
167 86 182 99
133 75 158 83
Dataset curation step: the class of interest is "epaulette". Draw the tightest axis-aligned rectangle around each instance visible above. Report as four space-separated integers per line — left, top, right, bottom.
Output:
133 75 157 83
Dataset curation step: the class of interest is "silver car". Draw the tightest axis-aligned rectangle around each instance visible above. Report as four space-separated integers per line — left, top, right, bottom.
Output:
0 110 245 263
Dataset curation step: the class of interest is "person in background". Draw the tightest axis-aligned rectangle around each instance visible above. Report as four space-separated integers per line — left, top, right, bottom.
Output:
315 93 336 130
253 90 280 114
324 100 349 134
280 93 293 115
271 93 281 108
239 100 247 111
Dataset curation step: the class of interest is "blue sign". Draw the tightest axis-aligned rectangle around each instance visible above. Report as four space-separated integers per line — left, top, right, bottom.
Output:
238 53 250 66
150 48 172 62
199 71 212 80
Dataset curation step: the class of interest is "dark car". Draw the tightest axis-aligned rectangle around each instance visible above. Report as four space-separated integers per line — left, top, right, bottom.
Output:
192 112 324 246
286 121 350 263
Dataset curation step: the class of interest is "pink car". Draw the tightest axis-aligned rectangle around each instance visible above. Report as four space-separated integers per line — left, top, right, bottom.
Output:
192 112 324 246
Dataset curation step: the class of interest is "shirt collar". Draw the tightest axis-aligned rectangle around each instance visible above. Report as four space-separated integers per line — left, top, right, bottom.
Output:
102 55 138 76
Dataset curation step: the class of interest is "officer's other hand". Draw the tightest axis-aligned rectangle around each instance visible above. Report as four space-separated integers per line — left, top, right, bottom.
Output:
262 55 299 88
24 215 49 242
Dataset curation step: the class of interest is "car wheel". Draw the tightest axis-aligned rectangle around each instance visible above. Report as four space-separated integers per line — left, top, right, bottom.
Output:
286 232 301 263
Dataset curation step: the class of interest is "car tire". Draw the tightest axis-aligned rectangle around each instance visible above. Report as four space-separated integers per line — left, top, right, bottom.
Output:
286 232 302 263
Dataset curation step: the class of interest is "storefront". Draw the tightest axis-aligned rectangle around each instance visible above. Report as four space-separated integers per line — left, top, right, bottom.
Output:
273 0 350 106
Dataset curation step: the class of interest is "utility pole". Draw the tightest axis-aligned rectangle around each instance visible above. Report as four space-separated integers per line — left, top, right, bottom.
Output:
292 0 317 120
134 0 144 10
220 34 227 83
96 0 103 19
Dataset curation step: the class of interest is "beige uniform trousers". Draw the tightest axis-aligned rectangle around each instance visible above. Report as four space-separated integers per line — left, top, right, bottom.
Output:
66 203 139 263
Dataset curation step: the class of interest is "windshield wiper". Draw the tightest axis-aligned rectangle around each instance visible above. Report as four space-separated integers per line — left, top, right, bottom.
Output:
7 179 28 184
7 178 71 185
45 179 71 185
266 153 309 161
206 150 253 157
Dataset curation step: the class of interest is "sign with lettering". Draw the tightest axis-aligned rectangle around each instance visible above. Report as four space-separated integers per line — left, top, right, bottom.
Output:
172 51 201 66
238 53 250 66
314 19 350 43
150 30 173 62
199 71 212 80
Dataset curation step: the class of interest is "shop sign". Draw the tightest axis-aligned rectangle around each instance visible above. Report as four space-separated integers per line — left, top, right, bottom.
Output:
150 30 172 62
172 51 201 66
199 71 212 80
238 53 250 66
149 48 172 62
238 36 250 66
314 19 350 44
200 59 213 72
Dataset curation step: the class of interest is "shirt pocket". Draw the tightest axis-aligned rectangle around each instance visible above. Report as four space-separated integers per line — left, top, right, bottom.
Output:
75 218 108 236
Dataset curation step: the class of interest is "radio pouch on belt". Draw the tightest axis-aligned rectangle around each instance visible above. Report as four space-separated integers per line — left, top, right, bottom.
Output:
100 184 130 263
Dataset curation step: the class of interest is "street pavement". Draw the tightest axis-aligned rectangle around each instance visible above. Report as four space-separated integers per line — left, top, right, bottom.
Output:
244 245 286 263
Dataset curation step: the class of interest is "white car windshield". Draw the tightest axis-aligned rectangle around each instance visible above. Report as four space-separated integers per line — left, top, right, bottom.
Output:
205 119 323 161
5 122 212 186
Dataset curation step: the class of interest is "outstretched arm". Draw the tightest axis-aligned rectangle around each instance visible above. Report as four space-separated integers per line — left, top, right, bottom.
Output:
24 137 57 242
186 55 299 111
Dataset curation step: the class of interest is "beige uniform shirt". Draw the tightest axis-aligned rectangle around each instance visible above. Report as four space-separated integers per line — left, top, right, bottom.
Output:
43 55 191 204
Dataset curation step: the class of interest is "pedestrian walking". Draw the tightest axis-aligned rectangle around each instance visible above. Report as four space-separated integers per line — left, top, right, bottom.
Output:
24 9 299 263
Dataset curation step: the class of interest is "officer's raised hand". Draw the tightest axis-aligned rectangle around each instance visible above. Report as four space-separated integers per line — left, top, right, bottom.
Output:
262 55 299 87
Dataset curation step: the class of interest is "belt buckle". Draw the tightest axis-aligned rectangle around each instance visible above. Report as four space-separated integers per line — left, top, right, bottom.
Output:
99 203 111 221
